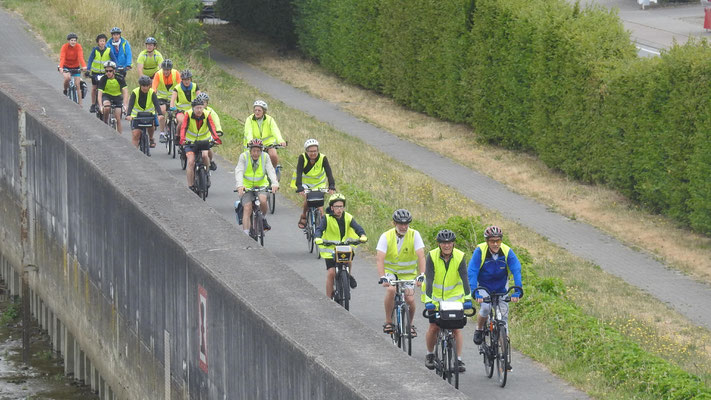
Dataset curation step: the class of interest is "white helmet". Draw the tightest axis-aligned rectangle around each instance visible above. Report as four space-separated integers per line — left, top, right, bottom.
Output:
304 138 319 150
253 100 268 111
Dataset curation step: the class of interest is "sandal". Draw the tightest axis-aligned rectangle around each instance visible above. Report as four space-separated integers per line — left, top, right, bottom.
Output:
149 139 156 148
383 323 395 334
297 215 307 229
410 325 418 338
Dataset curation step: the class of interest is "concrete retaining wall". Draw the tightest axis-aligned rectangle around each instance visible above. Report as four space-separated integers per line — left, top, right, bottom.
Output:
0 62 466 399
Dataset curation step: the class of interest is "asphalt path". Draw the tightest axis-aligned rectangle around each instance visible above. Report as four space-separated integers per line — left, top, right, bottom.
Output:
0 7 589 399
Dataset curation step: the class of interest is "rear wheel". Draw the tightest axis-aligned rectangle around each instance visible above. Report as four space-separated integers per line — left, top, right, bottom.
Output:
496 324 508 387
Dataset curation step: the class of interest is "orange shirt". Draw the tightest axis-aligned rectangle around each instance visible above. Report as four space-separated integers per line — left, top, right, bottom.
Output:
152 69 178 91
59 43 87 69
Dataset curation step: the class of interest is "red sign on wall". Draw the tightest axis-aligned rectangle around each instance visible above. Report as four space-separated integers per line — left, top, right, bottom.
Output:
198 284 208 373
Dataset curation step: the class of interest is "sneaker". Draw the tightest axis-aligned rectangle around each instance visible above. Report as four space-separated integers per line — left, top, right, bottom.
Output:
348 275 357 289
89 103 96 113
473 329 484 345
425 354 436 370
209 161 217 171
63 89 67 96
159 132 167 143
263 219 271 231
457 360 466 373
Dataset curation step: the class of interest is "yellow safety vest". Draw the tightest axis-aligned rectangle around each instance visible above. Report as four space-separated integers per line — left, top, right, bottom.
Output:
319 212 359 259
174 84 197 111
476 243 511 270
156 69 180 100
137 49 164 77
101 78 122 97
243 151 269 189
130 87 156 117
422 248 467 304
290 153 326 189
383 228 419 279
184 110 212 142
90 47 112 74
243 114 281 146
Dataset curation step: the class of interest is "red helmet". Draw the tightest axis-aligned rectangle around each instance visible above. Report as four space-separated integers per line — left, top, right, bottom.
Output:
483 225 503 239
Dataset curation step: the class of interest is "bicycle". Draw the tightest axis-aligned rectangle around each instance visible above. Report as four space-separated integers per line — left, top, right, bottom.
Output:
378 275 423 356
475 285 524 388
186 140 213 201
133 112 155 157
423 301 469 389
319 238 362 311
302 188 329 257
62 67 80 104
164 108 178 158
233 187 271 246
263 143 285 214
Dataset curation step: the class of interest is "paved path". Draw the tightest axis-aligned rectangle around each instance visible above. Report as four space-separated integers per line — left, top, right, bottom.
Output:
209 48 711 332
0 7 587 399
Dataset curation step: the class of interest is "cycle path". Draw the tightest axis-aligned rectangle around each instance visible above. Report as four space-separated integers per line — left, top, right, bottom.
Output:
209 48 711 332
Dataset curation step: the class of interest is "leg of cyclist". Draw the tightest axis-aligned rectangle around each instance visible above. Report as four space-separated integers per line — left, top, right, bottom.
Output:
257 192 270 231
74 75 83 105
158 103 167 135
383 285 396 327
114 104 123 132
102 98 111 123
186 151 196 188
425 321 439 369
325 260 336 299
62 70 71 93
130 125 141 148
454 328 465 371
267 147 279 169
404 288 417 329
242 199 253 234
474 299 490 345
176 112 185 137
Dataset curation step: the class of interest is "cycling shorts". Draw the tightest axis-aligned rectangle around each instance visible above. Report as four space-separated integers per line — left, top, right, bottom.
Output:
90 73 104 85
62 67 81 77
101 94 123 108
239 188 268 206
157 98 171 106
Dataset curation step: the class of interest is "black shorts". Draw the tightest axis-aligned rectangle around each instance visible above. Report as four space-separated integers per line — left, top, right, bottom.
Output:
102 94 123 108
90 73 103 85
324 254 356 270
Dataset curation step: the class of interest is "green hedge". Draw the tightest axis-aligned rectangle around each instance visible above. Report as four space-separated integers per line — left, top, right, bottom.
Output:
216 0 296 47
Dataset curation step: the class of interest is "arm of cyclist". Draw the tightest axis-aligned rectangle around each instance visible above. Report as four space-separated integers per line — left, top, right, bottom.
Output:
423 253 435 308
125 92 136 120
322 155 336 194
210 109 223 133
263 154 279 193
375 233 389 286
507 249 523 302
125 42 133 69
206 114 221 145
178 113 189 145
313 215 328 245
78 45 87 71
233 152 247 196
152 91 163 116
349 217 367 243
468 247 484 303
294 154 306 194
169 90 177 110
269 117 286 146
242 116 253 147
458 256 474 309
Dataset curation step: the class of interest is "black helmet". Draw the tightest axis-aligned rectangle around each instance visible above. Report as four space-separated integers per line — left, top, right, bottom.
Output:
195 92 210 104
483 225 503 239
436 229 456 243
110 27 122 34
138 75 152 86
66 32 78 41
96 33 107 42
191 98 205 107
392 209 412 224
161 59 173 70
145 36 157 45
180 69 192 79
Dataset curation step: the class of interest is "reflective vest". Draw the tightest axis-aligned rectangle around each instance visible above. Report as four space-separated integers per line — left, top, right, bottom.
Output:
175 84 197 111
137 49 163 77
476 243 511 270
102 78 122 97
90 47 111 74
206 106 222 132
383 228 419 279
290 153 326 189
130 88 156 117
184 110 212 142
243 151 269 189
156 69 180 100
319 212 359 259
422 248 466 304
244 114 280 146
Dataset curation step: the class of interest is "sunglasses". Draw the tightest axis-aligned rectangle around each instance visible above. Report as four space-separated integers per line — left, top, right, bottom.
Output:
105 69 115 73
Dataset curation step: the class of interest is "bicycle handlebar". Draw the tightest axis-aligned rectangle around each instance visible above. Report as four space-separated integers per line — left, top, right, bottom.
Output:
475 286 524 303
233 187 273 193
320 238 363 246
302 188 330 193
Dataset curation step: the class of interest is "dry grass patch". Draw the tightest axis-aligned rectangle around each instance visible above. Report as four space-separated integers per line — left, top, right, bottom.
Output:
206 24 711 286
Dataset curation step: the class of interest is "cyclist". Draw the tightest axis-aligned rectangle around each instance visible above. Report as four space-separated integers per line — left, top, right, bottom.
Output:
292 139 336 229
108 27 132 77
136 37 164 78
178 98 221 190
170 69 200 135
59 33 87 105
243 100 286 170
422 229 473 372
97 61 128 132
152 59 180 141
377 209 426 338
86 33 115 113
125 75 163 149
468 225 522 369
314 194 367 299
195 92 221 171
234 139 279 235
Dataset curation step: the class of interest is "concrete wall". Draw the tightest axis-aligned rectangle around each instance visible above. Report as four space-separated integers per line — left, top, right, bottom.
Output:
0 63 467 399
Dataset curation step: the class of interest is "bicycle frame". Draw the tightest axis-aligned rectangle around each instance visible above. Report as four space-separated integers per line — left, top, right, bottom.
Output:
321 238 360 311
385 277 419 355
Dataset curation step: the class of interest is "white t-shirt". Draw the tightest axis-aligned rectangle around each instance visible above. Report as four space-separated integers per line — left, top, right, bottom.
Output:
376 230 425 253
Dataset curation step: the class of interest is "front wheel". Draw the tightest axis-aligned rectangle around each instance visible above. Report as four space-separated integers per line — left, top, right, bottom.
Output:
390 306 401 349
268 191 276 214
196 167 208 201
337 269 350 311
496 324 509 387
306 209 315 253
401 303 412 356
314 209 322 259
180 148 187 170
452 336 459 389
482 326 495 378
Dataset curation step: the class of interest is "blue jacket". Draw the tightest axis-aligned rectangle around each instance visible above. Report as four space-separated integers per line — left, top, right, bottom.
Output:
109 37 132 69
468 244 522 298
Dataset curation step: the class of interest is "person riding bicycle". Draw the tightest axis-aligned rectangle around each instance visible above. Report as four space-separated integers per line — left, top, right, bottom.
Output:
59 32 87 106
234 139 279 235
293 139 336 229
109 27 132 77
86 33 116 113
178 98 221 190
377 209 426 338
152 59 180 141
314 194 367 299
468 225 522 366
136 37 164 78
194 92 221 171
170 69 200 135
126 75 163 149
422 229 473 372
97 61 128 133
243 100 286 172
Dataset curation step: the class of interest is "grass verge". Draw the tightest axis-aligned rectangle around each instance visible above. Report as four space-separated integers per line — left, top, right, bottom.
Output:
4 0 711 397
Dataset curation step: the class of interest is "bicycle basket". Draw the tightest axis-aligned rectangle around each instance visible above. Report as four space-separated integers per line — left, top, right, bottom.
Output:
193 140 212 151
334 245 354 262
135 112 155 128
436 301 467 329
306 191 325 207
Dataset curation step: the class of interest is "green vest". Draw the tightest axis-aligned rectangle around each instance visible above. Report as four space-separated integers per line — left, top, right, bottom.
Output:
290 153 326 189
243 151 269 189
476 243 511 270
184 110 212 142
90 47 112 73
421 248 466 304
130 87 156 117
175 84 197 111
319 212 359 259
206 106 222 132
244 114 279 146
383 228 419 279
137 49 164 77
156 69 180 99
102 78 122 97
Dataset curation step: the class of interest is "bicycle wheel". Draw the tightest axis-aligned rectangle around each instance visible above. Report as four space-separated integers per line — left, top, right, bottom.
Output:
445 336 454 384
436 335 445 379
340 270 350 311
110 115 117 131
390 306 401 348
401 303 412 356
180 148 187 170
69 85 78 104
482 326 495 378
496 323 508 387
199 168 208 201
305 209 315 253
171 122 177 158
452 336 459 389
268 191 276 214
314 209 322 259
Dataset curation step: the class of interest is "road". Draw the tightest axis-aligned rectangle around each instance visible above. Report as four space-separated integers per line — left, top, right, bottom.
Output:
0 7 588 399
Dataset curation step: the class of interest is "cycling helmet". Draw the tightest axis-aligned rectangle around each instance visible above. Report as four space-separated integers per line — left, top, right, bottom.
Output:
96 34 107 42
161 59 173 70
180 69 192 79
303 138 319 150
392 209 413 224
329 193 346 207
483 225 503 239
253 100 268 111
436 229 456 243
145 37 157 45
66 32 78 41
104 61 117 69
195 92 210 104
138 75 152 86
191 98 205 107
248 138 264 149
110 27 122 34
